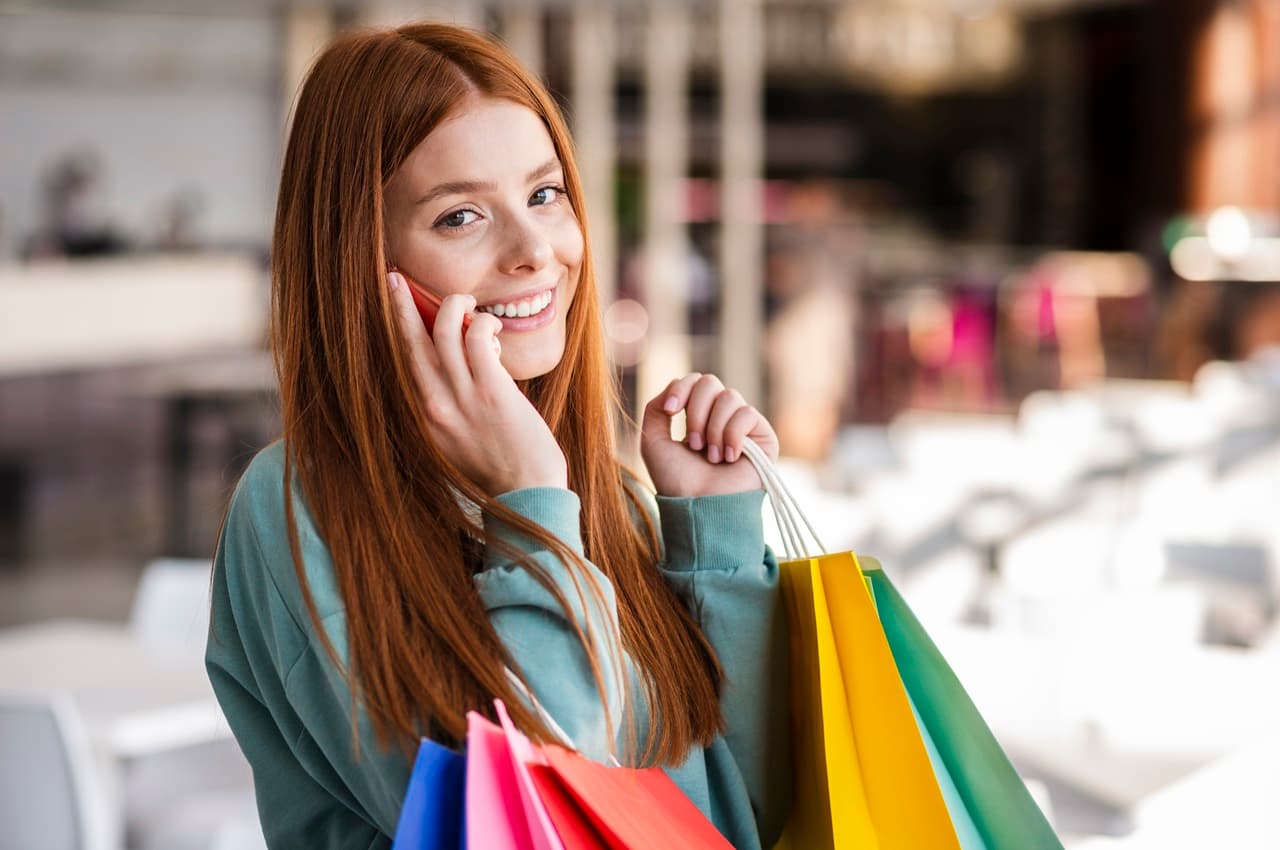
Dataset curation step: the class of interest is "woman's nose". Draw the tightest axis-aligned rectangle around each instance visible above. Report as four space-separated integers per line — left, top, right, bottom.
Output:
499 218 553 274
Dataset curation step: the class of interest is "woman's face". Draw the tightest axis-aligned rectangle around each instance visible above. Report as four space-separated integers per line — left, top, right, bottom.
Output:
384 95 584 381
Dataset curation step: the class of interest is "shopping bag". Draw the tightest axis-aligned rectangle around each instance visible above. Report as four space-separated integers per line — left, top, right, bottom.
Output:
494 700 565 850
392 737 466 850
775 548 961 850
527 763 610 849
466 710 537 850
528 742 735 850
396 673 733 850
490 663 736 850
773 550 877 849
907 690 989 850
390 712 600 850
740 438 1061 850
864 562 1062 849
489 685 734 850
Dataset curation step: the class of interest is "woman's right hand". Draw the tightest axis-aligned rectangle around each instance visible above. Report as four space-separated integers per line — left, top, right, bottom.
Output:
388 271 568 496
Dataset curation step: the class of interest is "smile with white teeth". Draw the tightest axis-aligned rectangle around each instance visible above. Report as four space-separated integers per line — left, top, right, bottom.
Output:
477 289 553 318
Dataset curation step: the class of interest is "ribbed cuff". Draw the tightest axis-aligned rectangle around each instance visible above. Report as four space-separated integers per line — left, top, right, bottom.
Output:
483 487 584 570
656 489 766 572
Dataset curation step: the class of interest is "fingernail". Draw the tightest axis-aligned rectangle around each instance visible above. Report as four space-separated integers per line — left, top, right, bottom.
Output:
663 396 679 414
707 444 721 463
724 447 736 463
491 338 502 355
388 271 402 291
688 432 703 451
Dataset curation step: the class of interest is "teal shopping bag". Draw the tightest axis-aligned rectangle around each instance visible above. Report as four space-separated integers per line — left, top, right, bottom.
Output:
393 737 466 850
862 560 1062 850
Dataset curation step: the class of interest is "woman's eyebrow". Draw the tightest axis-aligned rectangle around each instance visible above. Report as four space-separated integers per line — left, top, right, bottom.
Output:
415 179 493 206
526 157 562 182
415 158 563 207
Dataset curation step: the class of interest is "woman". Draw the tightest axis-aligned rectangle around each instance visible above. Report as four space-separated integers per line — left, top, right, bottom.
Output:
206 22 788 850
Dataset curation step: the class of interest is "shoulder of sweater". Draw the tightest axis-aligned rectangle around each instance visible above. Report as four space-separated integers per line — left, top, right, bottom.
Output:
227 440 297 537
223 440 343 619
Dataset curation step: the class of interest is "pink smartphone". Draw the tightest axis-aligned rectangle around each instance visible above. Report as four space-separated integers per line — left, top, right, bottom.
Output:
396 269 473 338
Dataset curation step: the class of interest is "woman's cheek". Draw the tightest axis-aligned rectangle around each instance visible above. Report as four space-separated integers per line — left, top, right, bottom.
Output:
556 220 585 270
422 246 484 298
571 229 586 267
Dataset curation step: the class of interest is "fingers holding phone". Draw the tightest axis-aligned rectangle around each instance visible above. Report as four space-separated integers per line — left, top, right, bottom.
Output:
402 269 473 339
393 267 497 355
386 269 562 495
428 289 480 395
387 269 443 396
463 311 504 381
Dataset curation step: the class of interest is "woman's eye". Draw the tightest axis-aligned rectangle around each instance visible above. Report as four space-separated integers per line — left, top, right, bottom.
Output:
436 209 479 229
530 186 564 207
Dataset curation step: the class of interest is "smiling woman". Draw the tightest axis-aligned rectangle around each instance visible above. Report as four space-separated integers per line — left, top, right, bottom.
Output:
205 22 789 850
383 102 582 379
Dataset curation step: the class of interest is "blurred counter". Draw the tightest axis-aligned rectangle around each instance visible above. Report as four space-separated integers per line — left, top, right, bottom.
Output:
0 254 267 377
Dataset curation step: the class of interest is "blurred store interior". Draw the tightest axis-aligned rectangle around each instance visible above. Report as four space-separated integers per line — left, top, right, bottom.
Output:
1 0 1279 847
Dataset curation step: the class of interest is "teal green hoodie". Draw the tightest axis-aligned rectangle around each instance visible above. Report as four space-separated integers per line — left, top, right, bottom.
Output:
206 441 789 849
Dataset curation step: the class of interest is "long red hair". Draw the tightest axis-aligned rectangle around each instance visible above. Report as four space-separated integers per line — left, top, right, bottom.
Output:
271 22 723 765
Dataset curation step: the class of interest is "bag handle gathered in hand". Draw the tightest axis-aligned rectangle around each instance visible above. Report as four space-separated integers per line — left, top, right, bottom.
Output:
740 438 828 560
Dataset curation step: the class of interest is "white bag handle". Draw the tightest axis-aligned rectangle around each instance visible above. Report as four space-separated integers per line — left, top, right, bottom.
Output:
740 438 828 560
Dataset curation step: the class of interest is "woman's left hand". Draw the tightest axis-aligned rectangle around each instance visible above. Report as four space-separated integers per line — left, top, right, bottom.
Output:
641 373 780 498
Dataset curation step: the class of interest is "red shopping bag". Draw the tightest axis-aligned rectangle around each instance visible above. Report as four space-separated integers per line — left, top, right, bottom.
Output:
527 764 609 849
526 742 734 850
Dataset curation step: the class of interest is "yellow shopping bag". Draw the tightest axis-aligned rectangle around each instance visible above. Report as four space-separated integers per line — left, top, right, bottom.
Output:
742 442 959 850
774 551 961 850
775 554 877 850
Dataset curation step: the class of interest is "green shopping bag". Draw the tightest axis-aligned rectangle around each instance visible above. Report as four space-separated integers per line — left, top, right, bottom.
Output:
862 560 1062 850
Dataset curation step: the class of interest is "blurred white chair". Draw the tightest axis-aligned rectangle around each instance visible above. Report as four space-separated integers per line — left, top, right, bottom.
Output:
123 738 266 850
1164 540 1274 647
129 558 213 659
994 515 1205 650
1077 378 1196 420
1068 734 1280 849
126 559 265 850
896 546 987 628
210 824 268 850
128 753 265 850
0 691 120 850
1018 389 1120 489
829 424 899 489
889 410 1022 492
1194 358 1278 429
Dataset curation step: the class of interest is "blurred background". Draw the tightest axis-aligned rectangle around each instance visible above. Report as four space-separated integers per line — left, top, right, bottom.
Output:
1 0 1278 847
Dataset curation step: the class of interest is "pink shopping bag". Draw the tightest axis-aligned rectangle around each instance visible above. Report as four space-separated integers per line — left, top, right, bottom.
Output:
465 710 534 850
495 700 565 850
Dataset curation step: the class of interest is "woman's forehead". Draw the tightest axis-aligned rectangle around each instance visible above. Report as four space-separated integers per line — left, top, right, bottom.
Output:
408 96 559 185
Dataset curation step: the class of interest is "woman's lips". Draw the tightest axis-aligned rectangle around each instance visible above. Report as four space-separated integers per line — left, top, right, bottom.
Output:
485 286 556 332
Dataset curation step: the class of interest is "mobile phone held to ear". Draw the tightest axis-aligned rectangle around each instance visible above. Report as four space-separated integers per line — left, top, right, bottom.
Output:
394 268 473 338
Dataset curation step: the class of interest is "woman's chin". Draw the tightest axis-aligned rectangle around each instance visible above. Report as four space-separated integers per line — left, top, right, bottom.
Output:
500 345 563 381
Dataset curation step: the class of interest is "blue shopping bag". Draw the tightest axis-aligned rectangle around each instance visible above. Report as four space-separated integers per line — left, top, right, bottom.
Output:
392 737 466 850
